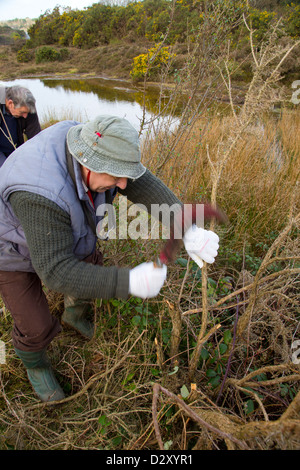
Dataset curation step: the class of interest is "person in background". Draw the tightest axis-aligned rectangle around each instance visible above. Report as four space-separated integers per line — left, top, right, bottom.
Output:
0 85 41 167
0 114 219 402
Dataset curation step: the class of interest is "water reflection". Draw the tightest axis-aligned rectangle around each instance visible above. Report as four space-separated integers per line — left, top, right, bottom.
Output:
0 77 178 132
43 77 138 103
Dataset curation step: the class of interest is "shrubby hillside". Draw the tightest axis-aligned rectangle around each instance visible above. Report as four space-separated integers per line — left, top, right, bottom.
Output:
7 0 300 84
0 25 26 45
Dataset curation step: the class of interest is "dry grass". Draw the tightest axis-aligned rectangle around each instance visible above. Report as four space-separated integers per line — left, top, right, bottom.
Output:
0 106 299 450
144 108 300 249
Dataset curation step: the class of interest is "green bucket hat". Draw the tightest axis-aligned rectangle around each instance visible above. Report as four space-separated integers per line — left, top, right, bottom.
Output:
67 115 146 180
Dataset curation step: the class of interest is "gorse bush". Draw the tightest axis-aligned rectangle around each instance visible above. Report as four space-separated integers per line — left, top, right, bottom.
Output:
35 46 60 63
285 2 300 37
130 43 176 80
35 46 69 63
16 45 34 63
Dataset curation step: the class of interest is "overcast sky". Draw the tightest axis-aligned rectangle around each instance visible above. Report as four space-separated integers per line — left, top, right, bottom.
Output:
0 0 96 21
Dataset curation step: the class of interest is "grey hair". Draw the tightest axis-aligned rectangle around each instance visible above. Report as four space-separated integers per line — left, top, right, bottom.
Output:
6 85 37 114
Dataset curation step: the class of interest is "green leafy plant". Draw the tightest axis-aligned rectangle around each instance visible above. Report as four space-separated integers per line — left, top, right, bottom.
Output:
98 414 112 436
35 46 69 63
200 329 233 389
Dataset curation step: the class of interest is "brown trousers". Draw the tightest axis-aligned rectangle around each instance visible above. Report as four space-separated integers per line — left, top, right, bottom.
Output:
0 250 103 352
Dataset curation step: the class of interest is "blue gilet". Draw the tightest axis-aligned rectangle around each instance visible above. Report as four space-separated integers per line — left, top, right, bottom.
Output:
0 120 116 272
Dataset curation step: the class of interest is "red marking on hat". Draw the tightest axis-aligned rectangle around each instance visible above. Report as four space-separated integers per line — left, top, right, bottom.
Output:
95 131 102 137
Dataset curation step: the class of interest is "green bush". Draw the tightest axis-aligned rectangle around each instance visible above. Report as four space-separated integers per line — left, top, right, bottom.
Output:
285 2 300 38
58 47 70 61
35 46 70 64
35 46 60 63
17 45 34 63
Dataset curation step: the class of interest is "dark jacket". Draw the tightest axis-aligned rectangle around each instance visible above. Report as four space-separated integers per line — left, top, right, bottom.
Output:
0 86 41 155
13 112 41 147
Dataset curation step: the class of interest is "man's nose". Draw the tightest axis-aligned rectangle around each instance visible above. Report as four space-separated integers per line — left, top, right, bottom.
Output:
116 178 127 190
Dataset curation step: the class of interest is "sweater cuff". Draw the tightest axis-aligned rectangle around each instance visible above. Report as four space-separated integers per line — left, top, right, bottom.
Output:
115 267 130 299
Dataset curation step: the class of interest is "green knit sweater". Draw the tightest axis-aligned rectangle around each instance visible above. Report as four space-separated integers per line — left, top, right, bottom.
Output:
9 169 181 300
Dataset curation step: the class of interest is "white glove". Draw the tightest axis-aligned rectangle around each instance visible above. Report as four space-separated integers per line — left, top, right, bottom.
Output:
129 262 167 299
183 225 219 268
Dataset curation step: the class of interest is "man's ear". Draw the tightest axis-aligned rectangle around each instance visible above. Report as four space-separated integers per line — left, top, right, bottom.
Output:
5 99 14 111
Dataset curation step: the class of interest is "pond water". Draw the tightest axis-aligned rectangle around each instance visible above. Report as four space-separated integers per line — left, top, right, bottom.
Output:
0 77 177 132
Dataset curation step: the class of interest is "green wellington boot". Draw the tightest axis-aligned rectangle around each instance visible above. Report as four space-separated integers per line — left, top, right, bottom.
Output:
61 295 95 340
15 348 65 402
